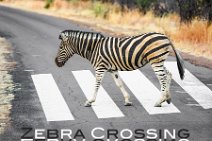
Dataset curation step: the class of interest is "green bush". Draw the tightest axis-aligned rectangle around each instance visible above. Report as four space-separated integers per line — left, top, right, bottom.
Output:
44 0 54 9
136 0 156 13
93 1 109 18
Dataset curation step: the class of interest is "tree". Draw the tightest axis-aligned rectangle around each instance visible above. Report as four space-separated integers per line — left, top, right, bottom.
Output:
177 0 198 23
205 0 212 24
136 0 156 14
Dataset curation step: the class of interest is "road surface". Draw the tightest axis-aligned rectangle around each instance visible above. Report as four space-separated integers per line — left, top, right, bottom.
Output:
0 5 212 141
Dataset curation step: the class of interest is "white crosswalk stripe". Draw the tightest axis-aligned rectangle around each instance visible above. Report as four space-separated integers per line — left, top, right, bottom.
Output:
165 62 212 109
119 70 180 114
72 70 125 119
31 62 212 121
31 74 75 121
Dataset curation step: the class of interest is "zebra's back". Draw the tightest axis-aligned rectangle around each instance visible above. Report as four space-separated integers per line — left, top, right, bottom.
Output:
99 32 172 71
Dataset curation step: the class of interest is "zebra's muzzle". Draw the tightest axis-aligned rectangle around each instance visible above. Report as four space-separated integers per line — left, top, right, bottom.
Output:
55 57 65 67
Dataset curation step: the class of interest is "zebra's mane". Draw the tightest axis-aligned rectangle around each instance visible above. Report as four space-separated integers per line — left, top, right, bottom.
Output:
61 30 104 38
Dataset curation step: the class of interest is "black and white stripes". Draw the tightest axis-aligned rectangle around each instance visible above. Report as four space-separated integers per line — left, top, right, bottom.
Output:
55 30 185 107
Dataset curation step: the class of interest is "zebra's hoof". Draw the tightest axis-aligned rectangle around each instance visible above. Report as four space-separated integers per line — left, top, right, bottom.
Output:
84 101 92 107
166 98 171 104
154 102 162 107
124 101 132 106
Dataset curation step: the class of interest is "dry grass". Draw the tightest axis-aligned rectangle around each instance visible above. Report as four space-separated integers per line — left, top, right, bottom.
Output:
1 0 212 60
171 20 212 44
170 20 212 58
0 38 15 134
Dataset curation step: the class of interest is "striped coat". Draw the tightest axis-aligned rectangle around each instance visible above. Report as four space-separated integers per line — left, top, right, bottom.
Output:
99 33 171 71
55 30 184 107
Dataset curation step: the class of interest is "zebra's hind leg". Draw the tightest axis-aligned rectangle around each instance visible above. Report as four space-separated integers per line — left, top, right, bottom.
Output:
111 71 132 106
84 70 106 107
151 63 172 107
165 69 172 104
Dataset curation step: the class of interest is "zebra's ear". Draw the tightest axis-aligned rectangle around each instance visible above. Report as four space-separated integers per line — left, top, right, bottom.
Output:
59 33 68 42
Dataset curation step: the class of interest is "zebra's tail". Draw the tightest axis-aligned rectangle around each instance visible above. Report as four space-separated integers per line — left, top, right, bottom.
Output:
170 43 185 80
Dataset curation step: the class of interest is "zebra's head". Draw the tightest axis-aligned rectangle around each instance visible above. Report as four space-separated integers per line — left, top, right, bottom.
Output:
55 31 75 67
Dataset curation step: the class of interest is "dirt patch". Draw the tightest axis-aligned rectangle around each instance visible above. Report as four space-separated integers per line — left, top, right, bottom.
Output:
0 37 16 134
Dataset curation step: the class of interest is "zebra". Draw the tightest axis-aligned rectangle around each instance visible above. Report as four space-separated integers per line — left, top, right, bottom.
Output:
55 30 185 107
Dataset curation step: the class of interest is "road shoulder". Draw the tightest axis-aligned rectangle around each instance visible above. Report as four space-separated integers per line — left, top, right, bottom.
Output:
0 37 15 134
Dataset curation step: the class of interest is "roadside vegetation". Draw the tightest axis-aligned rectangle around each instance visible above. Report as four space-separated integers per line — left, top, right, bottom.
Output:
0 37 15 134
1 0 212 61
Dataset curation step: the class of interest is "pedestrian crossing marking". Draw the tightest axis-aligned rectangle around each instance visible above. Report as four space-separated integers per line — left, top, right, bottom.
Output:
165 62 212 109
119 70 181 114
31 74 75 121
32 63 212 121
72 70 125 119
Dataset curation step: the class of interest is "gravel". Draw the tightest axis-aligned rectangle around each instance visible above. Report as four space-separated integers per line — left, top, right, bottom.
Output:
0 37 15 134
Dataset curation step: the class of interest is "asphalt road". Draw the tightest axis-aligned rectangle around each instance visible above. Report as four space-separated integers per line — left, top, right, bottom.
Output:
0 5 212 141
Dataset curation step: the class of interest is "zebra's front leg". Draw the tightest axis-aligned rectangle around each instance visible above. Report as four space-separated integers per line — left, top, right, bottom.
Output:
84 70 105 107
111 71 132 106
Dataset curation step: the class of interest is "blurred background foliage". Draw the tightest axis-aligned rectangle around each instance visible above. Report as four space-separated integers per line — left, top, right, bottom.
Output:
44 0 212 24
1 0 211 59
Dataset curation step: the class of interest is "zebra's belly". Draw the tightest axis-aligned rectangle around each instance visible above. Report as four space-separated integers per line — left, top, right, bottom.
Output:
109 57 148 71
